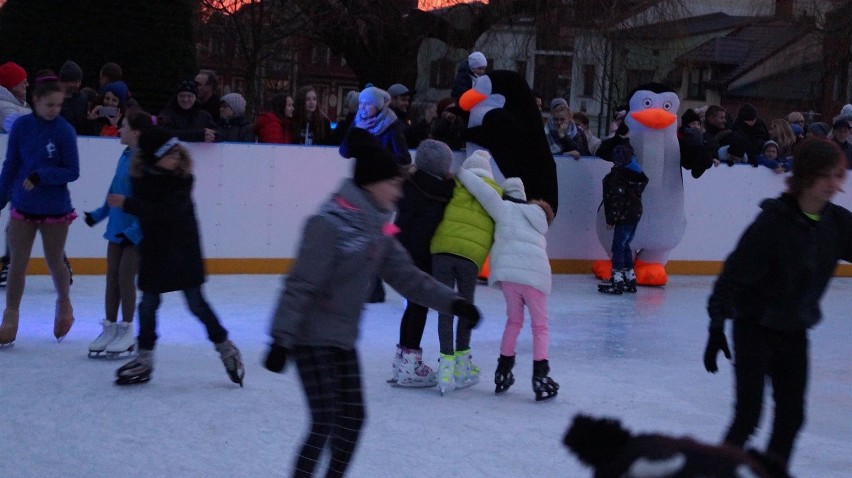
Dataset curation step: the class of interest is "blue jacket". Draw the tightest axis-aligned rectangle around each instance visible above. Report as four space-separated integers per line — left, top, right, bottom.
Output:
0 113 79 214
87 147 142 245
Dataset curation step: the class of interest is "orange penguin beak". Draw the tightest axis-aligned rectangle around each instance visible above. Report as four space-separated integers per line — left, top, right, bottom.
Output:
459 88 487 112
630 109 676 129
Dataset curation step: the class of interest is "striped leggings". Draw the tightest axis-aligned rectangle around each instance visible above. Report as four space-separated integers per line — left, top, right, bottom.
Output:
292 346 365 478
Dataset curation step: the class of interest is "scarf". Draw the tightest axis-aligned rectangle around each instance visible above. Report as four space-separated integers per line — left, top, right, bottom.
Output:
356 107 398 136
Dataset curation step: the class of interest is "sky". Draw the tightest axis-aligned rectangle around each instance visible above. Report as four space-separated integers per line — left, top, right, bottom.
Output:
420 0 487 10
1 274 850 477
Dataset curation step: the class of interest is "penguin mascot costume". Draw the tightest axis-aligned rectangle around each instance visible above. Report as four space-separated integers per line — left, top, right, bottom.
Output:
593 83 685 286
459 70 559 214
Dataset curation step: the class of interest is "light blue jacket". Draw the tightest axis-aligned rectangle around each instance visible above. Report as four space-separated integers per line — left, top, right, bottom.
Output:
87 147 141 245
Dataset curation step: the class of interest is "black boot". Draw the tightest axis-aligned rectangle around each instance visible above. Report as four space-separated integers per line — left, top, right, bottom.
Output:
494 354 515 394
532 359 559 401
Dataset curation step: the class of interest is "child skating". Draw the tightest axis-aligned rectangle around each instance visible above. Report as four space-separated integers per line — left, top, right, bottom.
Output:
107 127 244 386
456 170 559 401
599 144 648 294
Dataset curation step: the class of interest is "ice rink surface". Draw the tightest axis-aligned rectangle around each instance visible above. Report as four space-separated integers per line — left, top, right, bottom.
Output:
1 274 850 477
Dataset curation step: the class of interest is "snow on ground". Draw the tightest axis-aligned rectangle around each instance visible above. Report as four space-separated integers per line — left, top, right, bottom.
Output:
1 274 850 477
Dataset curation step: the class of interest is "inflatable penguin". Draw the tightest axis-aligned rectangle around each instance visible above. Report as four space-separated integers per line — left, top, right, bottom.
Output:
594 83 686 286
459 70 559 214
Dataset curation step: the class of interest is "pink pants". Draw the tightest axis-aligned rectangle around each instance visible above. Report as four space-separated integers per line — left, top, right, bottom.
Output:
500 282 549 361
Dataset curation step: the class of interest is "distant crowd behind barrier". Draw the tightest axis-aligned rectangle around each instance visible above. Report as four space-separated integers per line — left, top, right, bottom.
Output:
4 135 852 276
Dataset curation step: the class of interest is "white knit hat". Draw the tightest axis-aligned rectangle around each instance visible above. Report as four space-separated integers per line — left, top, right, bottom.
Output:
501 177 526 201
468 51 487 69
462 149 493 174
220 93 246 117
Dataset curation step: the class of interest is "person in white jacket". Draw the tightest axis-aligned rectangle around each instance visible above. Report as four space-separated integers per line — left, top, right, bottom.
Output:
456 167 560 401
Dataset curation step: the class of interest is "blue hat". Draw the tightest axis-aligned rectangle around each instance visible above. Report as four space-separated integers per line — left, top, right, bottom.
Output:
102 81 129 106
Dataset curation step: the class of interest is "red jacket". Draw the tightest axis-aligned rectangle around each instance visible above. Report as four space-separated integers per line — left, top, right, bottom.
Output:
255 112 292 144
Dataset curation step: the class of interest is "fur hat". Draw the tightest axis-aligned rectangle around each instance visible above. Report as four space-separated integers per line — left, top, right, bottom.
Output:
59 60 83 82
467 51 487 69
139 127 180 165
345 128 402 186
0 62 27 89
359 87 390 110
220 93 246 117
175 79 197 96
681 108 700 126
102 81 129 106
611 144 635 167
501 177 526 201
462 149 493 175
415 139 453 179
387 83 412 98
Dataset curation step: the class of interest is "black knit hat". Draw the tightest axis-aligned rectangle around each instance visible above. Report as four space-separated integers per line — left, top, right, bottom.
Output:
344 128 402 186
175 78 197 96
681 108 700 126
138 127 179 165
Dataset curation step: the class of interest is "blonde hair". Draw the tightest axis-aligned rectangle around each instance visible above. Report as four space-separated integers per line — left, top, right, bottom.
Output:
131 144 194 178
769 119 796 152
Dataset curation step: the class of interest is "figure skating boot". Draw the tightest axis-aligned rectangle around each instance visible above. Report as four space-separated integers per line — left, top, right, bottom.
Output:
437 353 455 396
54 298 75 342
494 354 516 394
532 359 559 402
387 344 403 384
116 349 153 386
0 309 19 349
598 269 625 295
623 268 637 293
215 340 245 387
395 346 437 388
453 349 480 389
88 320 118 358
105 322 136 359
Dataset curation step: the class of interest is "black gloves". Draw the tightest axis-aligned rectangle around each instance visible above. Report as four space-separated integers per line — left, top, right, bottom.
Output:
264 344 288 373
703 326 731 373
84 212 95 227
452 299 481 328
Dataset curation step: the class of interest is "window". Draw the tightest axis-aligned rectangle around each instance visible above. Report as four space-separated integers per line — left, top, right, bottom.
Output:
582 64 595 97
688 67 708 100
429 59 457 89
534 54 573 102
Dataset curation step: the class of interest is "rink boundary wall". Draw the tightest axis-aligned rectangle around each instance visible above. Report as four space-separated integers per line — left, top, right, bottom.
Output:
5 136 852 277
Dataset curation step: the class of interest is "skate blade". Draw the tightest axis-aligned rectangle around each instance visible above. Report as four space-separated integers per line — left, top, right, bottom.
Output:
115 374 151 386
105 351 136 360
88 351 108 359
454 377 479 389
386 378 398 384
227 370 245 387
535 392 558 402
391 380 437 388
0 342 15 350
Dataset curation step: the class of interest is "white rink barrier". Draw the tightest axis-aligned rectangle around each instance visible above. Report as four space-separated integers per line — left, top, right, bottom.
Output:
2 135 851 275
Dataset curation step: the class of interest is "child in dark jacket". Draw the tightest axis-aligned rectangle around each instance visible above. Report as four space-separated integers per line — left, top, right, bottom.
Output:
107 127 244 386
704 138 852 474
599 144 649 294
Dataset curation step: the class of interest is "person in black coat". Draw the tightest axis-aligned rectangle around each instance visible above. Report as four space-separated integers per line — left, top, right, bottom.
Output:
389 139 456 386
727 103 769 166
107 127 244 387
158 79 217 143
216 93 255 143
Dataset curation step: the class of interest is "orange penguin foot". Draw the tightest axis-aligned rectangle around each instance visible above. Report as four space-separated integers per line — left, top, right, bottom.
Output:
634 260 668 286
592 260 612 280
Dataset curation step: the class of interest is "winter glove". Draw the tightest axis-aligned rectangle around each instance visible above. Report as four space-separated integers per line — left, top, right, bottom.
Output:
84 212 96 227
264 343 288 373
703 326 731 373
452 299 481 329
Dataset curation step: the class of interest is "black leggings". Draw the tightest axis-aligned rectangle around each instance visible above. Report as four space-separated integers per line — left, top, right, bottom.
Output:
292 346 365 478
724 318 808 464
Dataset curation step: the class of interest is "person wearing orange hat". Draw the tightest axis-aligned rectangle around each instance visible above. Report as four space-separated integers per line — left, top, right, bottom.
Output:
0 62 31 133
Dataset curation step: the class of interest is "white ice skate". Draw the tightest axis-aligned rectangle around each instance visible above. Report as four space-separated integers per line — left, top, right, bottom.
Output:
387 345 403 384
453 349 480 389
104 322 136 359
394 347 437 388
437 353 455 396
88 320 118 358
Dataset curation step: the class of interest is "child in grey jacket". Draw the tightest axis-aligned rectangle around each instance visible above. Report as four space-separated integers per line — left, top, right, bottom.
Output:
263 128 480 478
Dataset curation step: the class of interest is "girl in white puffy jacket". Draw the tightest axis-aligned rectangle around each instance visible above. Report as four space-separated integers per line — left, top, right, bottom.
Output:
456 167 560 401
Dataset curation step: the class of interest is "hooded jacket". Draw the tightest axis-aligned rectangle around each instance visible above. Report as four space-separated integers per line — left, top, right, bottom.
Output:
270 179 461 350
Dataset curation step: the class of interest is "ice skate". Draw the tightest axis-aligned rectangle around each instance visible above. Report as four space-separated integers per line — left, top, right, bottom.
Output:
105 322 136 359
453 349 480 389
387 344 403 384
532 359 559 402
598 270 625 295
437 353 455 395
494 354 516 394
115 349 153 386
623 268 637 293
53 298 75 342
0 309 19 349
394 346 437 388
88 320 118 358
215 340 245 387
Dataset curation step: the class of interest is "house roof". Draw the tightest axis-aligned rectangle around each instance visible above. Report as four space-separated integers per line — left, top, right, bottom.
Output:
616 12 757 41
676 19 816 87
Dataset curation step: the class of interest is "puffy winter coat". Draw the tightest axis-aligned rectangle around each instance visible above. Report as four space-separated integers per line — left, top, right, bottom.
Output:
395 169 455 271
602 165 648 225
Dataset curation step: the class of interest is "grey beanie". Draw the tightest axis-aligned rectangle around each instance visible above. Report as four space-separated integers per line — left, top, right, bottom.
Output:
59 60 83 82
359 86 390 110
220 93 246 117
415 140 453 178
501 177 526 201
